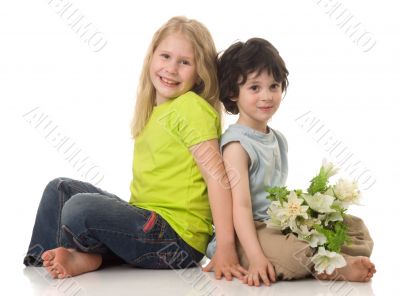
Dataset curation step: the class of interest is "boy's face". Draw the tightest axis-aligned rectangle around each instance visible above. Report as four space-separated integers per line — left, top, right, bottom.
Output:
150 33 198 105
234 70 282 133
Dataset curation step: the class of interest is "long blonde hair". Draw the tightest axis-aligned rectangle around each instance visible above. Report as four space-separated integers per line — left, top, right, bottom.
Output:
131 16 220 138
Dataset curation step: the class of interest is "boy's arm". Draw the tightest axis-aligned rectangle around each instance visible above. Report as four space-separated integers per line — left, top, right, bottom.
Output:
189 139 247 280
223 142 276 286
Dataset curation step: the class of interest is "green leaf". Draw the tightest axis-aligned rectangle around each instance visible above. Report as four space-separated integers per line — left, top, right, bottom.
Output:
266 186 289 205
295 189 303 196
315 222 348 252
307 167 329 195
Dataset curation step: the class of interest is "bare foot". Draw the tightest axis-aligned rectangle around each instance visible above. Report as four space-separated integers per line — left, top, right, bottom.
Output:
316 256 376 282
41 247 102 279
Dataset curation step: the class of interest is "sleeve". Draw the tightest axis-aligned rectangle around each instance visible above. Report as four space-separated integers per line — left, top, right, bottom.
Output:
272 129 288 153
272 128 289 180
165 92 221 147
220 129 258 171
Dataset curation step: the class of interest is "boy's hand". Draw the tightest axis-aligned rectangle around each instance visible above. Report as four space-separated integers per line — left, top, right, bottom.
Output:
243 256 276 287
202 247 247 280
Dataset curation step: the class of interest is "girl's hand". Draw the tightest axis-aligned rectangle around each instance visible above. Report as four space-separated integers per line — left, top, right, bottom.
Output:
202 247 247 280
242 256 276 287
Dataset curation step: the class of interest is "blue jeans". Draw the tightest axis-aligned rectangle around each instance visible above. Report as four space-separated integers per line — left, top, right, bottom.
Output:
24 178 204 269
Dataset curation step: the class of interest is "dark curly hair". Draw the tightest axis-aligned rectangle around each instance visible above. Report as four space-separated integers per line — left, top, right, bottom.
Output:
218 38 289 114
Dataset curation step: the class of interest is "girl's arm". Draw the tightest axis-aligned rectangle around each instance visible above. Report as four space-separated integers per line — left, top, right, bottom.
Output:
222 142 276 286
189 139 247 280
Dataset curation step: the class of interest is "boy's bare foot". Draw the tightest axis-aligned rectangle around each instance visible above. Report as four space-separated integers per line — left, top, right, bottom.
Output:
316 256 376 282
41 247 102 279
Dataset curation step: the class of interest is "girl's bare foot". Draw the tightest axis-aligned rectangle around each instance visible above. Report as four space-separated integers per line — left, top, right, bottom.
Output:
41 247 102 279
316 256 376 282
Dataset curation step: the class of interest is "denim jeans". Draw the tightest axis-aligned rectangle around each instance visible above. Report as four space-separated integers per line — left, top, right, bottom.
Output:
24 178 204 269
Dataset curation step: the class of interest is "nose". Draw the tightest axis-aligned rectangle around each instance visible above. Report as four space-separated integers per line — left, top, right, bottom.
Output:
260 88 273 101
165 60 178 75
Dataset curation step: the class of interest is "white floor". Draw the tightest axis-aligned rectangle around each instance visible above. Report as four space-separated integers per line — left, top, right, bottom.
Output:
14 257 391 296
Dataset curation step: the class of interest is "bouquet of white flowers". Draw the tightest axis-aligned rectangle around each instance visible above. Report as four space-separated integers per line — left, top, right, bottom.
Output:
265 160 361 274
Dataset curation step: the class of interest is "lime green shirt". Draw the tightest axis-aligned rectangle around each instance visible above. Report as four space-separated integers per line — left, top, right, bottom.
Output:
129 91 221 253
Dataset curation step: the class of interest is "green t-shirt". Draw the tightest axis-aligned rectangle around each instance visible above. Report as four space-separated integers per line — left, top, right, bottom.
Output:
129 91 221 253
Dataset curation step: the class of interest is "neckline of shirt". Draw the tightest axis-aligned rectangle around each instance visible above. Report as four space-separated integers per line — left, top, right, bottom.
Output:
230 123 275 142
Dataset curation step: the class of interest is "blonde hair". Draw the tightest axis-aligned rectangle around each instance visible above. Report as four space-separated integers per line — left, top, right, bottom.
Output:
131 16 220 138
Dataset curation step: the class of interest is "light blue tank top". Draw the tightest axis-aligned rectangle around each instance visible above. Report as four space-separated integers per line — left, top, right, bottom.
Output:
206 123 288 258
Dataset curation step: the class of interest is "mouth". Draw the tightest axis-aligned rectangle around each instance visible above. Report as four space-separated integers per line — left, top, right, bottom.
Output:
258 106 273 112
160 76 180 87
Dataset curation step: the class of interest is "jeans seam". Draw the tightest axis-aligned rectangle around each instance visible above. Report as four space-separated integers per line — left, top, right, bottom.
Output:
176 238 202 263
131 251 180 266
62 225 103 252
159 221 165 239
89 227 177 243
56 182 65 246
59 178 107 197
130 206 150 218
65 179 93 192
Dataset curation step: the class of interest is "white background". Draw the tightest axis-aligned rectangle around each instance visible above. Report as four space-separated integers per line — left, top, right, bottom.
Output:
1 0 399 294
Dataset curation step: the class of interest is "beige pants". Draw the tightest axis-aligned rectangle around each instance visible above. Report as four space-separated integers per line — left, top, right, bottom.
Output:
236 214 374 280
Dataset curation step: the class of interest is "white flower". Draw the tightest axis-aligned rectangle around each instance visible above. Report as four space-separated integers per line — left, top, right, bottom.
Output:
324 187 335 196
309 231 327 248
286 191 309 217
284 191 309 231
266 203 286 229
266 191 309 231
303 192 335 213
319 211 343 226
311 247 346 274
295 218 320 234
333 178 361 205
298 228 327 248
321 159 339 178
296 224 311 236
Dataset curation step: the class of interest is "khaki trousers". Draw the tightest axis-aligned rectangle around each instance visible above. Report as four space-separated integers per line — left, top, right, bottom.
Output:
236 214 374 280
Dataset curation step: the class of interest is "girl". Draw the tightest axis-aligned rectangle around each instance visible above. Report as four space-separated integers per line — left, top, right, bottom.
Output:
206 38 376 286
24 16 246 280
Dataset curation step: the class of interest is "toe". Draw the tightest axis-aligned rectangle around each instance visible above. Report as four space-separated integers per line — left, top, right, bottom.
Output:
50 269 59 279
45 265 54 273
42 250 55 261
362 257 373 268
41 251 50 260
43 260 53 267
58 272 70 279
57 273 65 279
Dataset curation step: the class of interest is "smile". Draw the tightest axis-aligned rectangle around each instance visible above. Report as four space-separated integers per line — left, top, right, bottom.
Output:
160 76 179 86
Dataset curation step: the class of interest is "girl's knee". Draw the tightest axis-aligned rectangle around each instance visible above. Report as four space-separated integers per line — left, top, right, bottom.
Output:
44 177 63 193
40 177 70 207
61 193 96 225
44 177 72 196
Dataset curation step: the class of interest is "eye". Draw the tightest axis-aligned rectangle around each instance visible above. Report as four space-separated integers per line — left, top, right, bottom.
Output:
271 83 281 91
160 53 170 59
249 85 260 92
179 59 191 65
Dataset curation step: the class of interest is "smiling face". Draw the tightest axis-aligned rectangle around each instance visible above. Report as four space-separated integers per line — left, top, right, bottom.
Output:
149 33 198 105
235 70 283 133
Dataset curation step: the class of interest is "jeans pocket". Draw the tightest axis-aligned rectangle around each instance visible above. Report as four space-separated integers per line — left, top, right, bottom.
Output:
133 208 174 240
142 211 158 233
